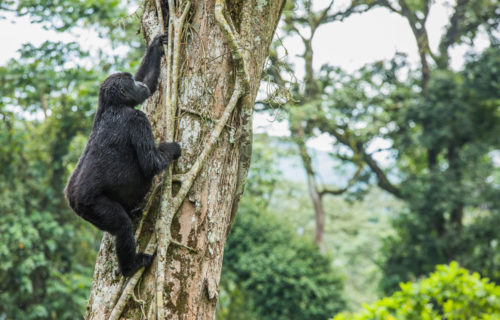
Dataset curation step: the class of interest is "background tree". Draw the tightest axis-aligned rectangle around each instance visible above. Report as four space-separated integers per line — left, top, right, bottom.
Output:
341 0 500 292
380 45 500 291
264 0 375 249
264 0 500 294
220 204 345 320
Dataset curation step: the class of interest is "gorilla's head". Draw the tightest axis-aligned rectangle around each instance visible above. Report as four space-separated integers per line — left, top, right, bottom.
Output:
99 72 150 107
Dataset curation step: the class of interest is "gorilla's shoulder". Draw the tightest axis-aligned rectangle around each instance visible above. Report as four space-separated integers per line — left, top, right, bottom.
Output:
126 109 152 127
129 109 149 120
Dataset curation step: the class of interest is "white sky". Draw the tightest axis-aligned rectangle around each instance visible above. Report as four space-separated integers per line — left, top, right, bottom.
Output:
0 13 111 65
0 0 491 152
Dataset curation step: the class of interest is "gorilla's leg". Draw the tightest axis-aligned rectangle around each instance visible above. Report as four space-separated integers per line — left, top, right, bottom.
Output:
82 196 152 276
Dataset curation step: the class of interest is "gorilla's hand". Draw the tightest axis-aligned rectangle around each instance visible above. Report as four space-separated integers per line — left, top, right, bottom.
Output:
160 142 182 161
152 34 168 55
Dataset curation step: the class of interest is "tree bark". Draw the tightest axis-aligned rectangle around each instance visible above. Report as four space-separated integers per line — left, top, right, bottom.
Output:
84 1 285 319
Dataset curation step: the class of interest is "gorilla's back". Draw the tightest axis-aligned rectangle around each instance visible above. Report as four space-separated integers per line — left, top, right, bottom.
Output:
65 106 151 211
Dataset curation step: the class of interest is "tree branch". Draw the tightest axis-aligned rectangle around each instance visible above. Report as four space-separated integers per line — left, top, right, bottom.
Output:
322 1 379 23
312 0 334 30
379 0 401 14
319 164 363 197
154 1 192 318
329 127 403 199
438 0 470 68
361 149 402 199
397 0 432 90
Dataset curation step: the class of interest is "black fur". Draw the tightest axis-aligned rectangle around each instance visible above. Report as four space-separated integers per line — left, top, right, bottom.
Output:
65 34 181 277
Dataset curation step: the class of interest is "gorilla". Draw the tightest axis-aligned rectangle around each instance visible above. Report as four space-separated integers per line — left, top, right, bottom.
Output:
65 34 181 277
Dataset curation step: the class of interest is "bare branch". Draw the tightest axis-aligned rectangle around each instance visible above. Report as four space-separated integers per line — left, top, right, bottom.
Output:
322 1 380 23
313 0 334 29
397 0 433 90
288 23 308 43
155 2 192 318
329 127 403 199
438 0 470 67
319 164 363 197
362 150 402 199
379 0 401 14
422 0 431 22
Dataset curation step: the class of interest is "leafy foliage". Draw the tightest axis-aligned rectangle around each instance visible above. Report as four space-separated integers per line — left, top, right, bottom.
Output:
0 38 104 320
218 139 345 319
265 0 500 309
333 262 500 320
0 115 98 318
219 204 345 320
380 46 500 292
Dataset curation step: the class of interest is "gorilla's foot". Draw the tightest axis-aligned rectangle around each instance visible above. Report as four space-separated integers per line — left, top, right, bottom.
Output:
121 253 153 277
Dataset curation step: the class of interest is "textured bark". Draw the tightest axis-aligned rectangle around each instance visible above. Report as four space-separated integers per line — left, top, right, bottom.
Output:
84 0 285 319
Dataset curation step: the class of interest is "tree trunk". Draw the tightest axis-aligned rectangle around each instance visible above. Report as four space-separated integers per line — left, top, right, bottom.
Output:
307 174 326 250
292 124 325 250
84 1 285 319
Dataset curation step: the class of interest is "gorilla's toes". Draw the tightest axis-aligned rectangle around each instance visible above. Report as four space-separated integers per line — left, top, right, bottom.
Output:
121 253 154 277
136 253 153 268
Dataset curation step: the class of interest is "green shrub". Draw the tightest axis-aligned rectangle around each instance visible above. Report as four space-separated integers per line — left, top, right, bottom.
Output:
334 262 500 320
218 203 345 320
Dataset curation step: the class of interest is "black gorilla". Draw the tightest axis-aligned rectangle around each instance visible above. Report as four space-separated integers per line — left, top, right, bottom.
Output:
65 34 181 277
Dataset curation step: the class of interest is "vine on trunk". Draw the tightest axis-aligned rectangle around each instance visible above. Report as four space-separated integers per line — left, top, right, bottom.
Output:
106 0 249 319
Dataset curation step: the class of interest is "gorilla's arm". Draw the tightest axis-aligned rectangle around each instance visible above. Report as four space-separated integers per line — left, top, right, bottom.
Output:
134 35 166 95
130 111 179 178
